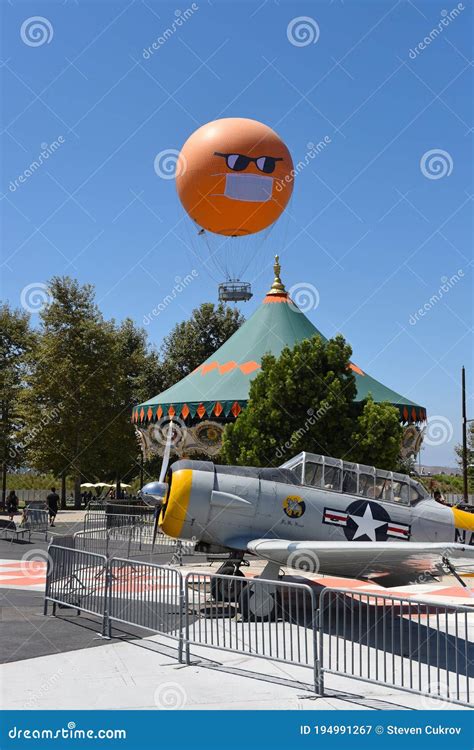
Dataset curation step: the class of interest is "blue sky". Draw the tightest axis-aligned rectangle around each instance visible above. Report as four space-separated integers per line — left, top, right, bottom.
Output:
1 0 472 467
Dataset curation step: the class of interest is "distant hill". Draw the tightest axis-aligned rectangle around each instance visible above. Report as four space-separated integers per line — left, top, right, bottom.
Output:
418 465 461 476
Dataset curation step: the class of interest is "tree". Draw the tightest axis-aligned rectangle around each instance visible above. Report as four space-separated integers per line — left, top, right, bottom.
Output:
222 335 358 466
159 303 244 388
221 334 403 470
0 304 35 507
346 396 403 470
100 318 161 494
21 277 119 508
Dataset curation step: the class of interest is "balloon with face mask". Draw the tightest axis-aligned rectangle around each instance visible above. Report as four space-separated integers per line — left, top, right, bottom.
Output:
175 118 294 236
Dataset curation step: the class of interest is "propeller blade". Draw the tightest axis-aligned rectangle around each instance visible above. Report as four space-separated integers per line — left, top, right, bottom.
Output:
152 506 161 548
139 420 175 548
159 419 174 483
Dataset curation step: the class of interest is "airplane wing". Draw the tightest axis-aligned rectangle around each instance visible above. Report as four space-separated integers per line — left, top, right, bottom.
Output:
247 539 474 582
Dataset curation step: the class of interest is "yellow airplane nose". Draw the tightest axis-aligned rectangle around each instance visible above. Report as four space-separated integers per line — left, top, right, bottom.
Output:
159 468 193 538
452 506 474 531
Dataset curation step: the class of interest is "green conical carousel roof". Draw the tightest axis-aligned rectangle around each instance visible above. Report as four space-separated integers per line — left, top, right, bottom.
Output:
133 260 426 425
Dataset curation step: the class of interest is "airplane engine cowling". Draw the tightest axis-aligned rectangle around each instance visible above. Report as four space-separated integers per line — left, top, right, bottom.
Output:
159 460 215 541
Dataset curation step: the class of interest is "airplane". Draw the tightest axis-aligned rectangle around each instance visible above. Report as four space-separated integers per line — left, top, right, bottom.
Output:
140 450 474 615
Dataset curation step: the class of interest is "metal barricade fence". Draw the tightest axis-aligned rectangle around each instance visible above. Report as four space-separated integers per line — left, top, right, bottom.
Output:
444 493 474 506
74 529 109 556
319 588 473 707
74 526 189 560
44 545 108 630
184 572 319 691
105 557 184 661
83 509 106 532
84 505 155 535
24 507 49 540
83 507 159 558
50 534 76 549
43 549 474 705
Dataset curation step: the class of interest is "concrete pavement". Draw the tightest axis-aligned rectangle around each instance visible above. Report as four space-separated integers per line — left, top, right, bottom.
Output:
3 628 464 711
1 535 472 711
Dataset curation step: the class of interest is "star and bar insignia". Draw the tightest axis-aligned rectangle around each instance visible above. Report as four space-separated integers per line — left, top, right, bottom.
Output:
323 499 411 542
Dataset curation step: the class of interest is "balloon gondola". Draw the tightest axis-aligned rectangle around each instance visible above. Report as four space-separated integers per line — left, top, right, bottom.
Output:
218 280 253 303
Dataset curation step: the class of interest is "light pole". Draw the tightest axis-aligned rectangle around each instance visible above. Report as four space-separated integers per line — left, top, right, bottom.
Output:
461 366 473 503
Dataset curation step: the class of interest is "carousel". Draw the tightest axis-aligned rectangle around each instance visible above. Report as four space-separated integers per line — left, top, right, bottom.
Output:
133 257 426 461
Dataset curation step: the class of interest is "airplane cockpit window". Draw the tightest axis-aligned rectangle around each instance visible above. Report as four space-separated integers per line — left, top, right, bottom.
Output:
342 469 357 494
304 461 323 488
282 453 427 504
292 463 303 483
392 479 410 505
409 482 424 503
374 470 393 502
358 472 375 498
324 466 341 491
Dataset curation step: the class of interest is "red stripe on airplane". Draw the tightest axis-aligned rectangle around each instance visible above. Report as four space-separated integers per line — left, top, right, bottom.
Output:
387 526 409 534
325 512 347 521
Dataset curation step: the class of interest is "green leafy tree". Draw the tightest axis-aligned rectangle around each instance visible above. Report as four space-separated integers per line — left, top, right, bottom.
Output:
222 335 358 466
100 318 161 493
346 396 403 470
21 277 119 507
159 303 244 387
221 334 402 469
134 348 165 404
0 304 36 506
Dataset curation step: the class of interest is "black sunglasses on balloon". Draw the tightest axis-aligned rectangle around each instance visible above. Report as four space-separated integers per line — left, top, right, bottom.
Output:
214 152 283 174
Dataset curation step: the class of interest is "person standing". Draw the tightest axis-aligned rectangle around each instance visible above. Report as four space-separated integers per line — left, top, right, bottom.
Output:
46 487 59 527
433 489 446 505
6 491 19 521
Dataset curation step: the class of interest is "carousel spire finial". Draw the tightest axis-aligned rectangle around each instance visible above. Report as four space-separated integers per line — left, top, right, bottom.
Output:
267 254 287 296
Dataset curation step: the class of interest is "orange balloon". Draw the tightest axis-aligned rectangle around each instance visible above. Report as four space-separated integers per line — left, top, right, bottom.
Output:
176 118 294 236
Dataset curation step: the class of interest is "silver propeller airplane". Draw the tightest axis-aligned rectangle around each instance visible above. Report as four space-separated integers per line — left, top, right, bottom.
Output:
141 450 474 589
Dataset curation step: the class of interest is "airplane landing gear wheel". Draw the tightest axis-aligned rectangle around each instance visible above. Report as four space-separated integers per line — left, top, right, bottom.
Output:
211 566 246 603
239 585 278 622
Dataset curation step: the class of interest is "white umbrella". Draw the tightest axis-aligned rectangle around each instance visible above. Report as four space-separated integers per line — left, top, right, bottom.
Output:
80 482 96 488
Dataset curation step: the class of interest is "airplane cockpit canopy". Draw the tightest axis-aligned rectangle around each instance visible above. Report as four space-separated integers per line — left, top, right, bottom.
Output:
280 452 429 506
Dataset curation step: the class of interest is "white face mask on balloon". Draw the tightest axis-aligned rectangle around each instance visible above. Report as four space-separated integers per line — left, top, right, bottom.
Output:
223 173 274 202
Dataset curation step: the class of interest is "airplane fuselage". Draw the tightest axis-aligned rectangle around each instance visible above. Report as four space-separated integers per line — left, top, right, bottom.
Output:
158 461 474 551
